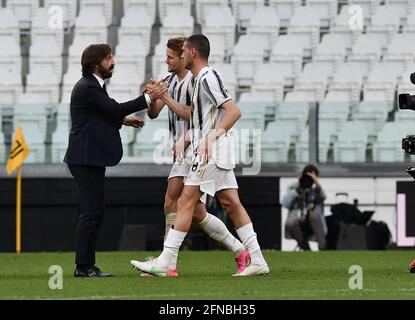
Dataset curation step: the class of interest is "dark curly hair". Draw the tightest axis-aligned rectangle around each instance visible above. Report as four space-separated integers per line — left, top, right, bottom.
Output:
302 164 319 176
81 44 112 77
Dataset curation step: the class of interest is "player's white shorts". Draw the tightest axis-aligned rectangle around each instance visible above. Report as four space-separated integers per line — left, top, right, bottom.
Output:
168 161 190 180
184 162 238 197
167 160 207 204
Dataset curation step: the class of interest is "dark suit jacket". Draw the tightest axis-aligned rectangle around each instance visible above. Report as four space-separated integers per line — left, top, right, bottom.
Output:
64 74 148 167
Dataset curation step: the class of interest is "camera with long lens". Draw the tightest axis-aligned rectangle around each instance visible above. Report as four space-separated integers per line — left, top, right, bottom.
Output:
398 72 415 112
398 72 415 179
402 135 415 155
299 173 314 190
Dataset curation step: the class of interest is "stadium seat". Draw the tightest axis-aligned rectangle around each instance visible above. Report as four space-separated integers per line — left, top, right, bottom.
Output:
269 0 301 28
232 35 265 87
270 35 303 85
0 9 22 104
114 40 146 82
236 102 266 130
31 8 64 50
349 0 381 17
318 101 350 140
67 11 108 67
0 9 22 77
119 8 153 54
383 33 415 74
287 6 321 57
261 121 291 163
275 101 309 138
250 64 284 102
24 65 60 103
312 34 348 77
30 8 64 77
328 63 365 103
234 109 264 162
384 0 414 20
51 103 70 163
123 0 156 24
119 125 137 157
159 8 194 44
330 5 363 49
285 90 318 103
159 0 191 24
79 0 113 25
347 34 383 75
294 62 330 102
61 67 82 103
238 92 277 124
305 0 338 27
44 0 78 29
403 10 415 32
324 91 355 102
195 0 229 25
0 64 23 104
372 121 415 162
295 127 310 163
333 121 368 162
13 98 48 138
246 6 280 56
202 6 236 62
210 64 237 99
295 126 332 163
107 63 144 102
6 0 38 29
0 8 21 42
15 122 45 163
152 36 171 80
230 0 263 31
363 62 400 110
394 109 415 128
133 110 170 163
366 6 400 48
352 100 388 138
13 103 48 163
317 125 334 162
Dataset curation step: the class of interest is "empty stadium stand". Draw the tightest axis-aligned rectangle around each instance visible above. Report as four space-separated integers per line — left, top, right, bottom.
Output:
0 0 414 164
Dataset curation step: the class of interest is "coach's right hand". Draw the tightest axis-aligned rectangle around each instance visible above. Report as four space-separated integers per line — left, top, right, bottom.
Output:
146 79 167 101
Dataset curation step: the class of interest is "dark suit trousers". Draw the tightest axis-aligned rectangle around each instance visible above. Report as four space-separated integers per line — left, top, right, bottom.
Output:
68 164 106 266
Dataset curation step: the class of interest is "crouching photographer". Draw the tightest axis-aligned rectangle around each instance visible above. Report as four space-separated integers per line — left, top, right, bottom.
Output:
398 73 415 273
282 164 327 250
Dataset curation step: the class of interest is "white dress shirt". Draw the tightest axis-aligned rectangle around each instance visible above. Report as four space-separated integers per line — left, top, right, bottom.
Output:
92 73 151 106
93 73 105 88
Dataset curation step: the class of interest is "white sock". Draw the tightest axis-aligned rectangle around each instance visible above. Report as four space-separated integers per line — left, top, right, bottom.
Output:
236 223 267 265
198 213 244 256
164 213 176 241
157 229 187 271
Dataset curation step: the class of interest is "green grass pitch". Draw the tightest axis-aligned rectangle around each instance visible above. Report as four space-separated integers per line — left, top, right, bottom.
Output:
0 250 414 300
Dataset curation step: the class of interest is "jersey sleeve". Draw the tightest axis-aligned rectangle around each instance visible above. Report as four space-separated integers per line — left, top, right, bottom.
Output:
201 70 232 108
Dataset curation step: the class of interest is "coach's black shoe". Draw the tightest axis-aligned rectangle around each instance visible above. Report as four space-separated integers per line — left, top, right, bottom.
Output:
74 265 113 278
409 259 415 273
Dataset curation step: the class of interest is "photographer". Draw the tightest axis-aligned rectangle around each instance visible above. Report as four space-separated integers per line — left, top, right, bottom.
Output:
282 164 327 250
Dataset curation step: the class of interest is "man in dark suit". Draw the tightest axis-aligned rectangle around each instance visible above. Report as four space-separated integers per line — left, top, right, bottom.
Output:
64 44 166 277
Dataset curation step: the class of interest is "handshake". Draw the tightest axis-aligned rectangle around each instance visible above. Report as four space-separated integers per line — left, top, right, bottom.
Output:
143 78 168 102
123 78 168 128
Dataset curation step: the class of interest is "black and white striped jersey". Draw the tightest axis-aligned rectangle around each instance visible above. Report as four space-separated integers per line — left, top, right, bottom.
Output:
163 71 192 145
187 66 232 149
